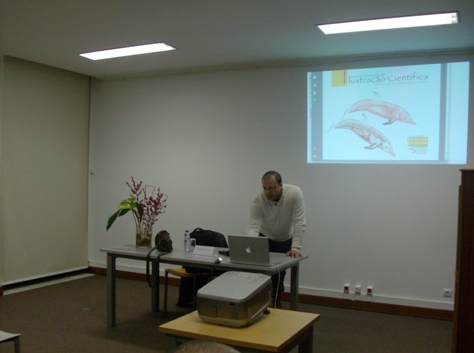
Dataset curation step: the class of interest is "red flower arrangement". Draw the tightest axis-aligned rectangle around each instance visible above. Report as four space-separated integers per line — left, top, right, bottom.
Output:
107 177 168 246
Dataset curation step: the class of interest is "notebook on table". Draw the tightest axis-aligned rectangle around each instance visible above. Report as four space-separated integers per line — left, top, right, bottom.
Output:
227 234 280 267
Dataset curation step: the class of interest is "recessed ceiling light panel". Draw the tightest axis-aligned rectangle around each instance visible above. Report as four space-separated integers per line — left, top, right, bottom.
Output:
317 12 459 34
80 42 176 60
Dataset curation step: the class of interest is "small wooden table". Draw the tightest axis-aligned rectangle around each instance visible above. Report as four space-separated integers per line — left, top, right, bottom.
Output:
159 309 319 353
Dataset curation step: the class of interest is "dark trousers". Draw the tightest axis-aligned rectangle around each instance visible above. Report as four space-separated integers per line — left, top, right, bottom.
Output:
259 233 292 300
177 268 226 307
176 272 210 307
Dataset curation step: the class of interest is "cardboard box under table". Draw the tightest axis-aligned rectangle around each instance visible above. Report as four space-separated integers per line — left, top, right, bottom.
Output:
197 271 272 327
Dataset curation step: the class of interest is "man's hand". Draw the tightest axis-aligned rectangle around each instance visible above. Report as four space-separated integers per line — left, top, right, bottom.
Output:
286 250 302 258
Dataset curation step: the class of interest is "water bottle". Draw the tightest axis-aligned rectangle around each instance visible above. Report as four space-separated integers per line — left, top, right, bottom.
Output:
184 230 190 252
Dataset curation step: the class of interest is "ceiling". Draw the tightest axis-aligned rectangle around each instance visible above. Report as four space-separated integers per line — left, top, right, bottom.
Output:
1 0 473 80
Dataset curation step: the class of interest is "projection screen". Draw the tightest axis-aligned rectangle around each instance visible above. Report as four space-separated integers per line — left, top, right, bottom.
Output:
307 61 470 164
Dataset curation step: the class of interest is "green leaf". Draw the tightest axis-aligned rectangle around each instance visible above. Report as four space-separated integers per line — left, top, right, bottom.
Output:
106 208 132 230
118 197 136 210
106 210 120 231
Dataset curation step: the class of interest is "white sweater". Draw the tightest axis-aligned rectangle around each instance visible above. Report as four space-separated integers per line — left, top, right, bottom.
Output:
247 184 306 251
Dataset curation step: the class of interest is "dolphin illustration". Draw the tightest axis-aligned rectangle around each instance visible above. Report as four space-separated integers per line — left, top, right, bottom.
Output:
348 92 415 126
335 118 395 156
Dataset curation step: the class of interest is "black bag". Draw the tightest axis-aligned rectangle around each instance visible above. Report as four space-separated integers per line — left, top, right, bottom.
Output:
177 228 227 307
189 228 227 247
146 230 173 288
184 228 227 275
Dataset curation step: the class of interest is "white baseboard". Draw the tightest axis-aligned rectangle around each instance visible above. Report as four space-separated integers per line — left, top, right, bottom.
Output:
88 261 454 311
297 286 454 311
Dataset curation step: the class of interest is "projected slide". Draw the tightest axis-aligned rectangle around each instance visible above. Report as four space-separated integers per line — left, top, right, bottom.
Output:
307 62 469 164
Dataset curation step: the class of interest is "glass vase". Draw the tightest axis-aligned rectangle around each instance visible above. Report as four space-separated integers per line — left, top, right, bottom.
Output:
136 223 152 247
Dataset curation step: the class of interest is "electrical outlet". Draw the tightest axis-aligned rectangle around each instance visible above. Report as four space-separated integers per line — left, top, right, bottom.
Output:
443 288 453 298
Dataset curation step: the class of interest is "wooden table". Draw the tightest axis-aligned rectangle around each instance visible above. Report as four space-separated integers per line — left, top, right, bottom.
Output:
159 309 319 353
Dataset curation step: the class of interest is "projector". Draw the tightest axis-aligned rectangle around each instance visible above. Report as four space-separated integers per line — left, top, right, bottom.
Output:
197 271 272 327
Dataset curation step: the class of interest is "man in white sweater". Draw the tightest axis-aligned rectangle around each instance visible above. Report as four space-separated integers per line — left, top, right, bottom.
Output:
247 171 306 308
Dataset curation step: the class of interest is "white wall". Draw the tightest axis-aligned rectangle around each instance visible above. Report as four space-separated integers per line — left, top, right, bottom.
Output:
88 53 474 310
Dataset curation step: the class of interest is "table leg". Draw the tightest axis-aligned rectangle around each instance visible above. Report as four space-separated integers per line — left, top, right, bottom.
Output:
298 324 314 353
289 263 299 310
152 258 159 312
13 335 20 353
107 253 117 327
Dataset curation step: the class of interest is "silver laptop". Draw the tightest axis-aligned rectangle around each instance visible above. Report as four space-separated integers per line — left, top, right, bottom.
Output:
227 234 275 267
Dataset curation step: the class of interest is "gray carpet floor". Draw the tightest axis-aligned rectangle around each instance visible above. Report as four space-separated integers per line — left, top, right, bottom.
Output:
0 275 453 353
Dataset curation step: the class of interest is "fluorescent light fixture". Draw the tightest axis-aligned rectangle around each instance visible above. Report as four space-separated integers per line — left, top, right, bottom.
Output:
318 12 459 34
79 42 175 60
